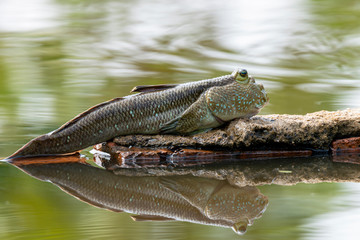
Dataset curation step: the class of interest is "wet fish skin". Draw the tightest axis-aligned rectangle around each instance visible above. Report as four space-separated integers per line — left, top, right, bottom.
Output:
12 158 268 234
161 75 268 133
9 69 268 158
159 176 268 234
13 161 236 226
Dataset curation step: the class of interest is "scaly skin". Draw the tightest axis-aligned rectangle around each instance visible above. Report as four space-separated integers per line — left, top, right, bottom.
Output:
14 160 268 234
161 74 268 133
9 69 269 158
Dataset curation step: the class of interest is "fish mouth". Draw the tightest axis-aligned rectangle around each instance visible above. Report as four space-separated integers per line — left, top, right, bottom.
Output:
254 83 269 109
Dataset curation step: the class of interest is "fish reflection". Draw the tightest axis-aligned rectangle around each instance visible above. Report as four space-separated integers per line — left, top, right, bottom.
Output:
10 156 268 235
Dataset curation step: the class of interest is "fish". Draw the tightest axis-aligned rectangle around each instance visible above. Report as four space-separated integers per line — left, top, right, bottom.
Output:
8 69 269 158
10 156 268 234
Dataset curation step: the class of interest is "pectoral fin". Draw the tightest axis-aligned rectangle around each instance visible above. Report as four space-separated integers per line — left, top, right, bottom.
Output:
159 176 220 211
160 92 222 134
131 84 177 93
130 215 175 222
159 116 181 134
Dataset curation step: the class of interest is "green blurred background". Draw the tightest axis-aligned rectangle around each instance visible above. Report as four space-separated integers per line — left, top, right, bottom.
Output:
1 0 360 239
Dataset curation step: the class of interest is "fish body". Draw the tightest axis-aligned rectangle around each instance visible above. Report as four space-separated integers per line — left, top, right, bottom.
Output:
9 69 268 158
12 159 268 234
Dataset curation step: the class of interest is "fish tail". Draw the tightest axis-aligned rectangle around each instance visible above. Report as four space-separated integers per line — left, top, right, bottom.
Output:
7 134 53 159
8 130 88 159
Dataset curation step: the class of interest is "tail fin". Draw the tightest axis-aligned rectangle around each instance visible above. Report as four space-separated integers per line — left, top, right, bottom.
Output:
6 134 49 160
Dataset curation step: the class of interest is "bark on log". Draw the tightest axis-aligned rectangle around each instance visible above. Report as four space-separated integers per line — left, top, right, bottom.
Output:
94 109 360 163
108 109 360 150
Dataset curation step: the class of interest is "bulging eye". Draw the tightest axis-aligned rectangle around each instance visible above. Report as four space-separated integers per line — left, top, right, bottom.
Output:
240 69 247 78
236 69 249 83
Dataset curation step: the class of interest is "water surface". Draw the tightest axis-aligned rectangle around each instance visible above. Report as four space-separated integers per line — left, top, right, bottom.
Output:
1 0 360 239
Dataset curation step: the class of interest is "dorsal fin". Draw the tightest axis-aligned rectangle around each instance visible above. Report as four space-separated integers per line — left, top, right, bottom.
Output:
131 84 178 93
51 97 124 135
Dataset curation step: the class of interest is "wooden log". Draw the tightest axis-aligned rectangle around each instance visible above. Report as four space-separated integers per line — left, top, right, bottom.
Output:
94 109 360 165
331 137 360 152
94 142 313 167
109 109 360 150
331 137 360 164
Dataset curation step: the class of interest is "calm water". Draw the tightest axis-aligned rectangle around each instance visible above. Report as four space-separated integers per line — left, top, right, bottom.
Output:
1 0 360 239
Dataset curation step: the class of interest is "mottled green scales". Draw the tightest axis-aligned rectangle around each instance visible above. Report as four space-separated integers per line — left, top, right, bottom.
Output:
162 70 268 133
9 68 269 158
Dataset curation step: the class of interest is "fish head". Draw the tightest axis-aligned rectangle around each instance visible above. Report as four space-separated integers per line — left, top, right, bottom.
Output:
204 185 269 233
206 69 269 121
250 79 269 111
234 68 269 111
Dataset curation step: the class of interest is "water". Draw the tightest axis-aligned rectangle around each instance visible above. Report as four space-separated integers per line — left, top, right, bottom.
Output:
0 0 360 239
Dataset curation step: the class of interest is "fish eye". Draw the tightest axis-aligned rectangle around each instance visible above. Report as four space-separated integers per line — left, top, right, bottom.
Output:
232 220 249 235
240 69 247 77
236 69 249 84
